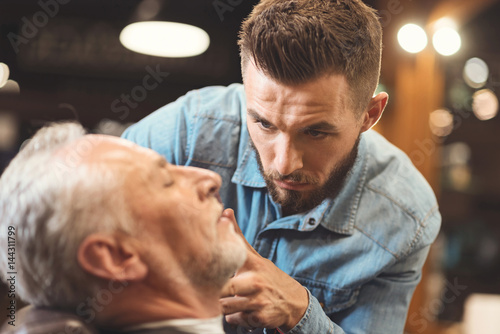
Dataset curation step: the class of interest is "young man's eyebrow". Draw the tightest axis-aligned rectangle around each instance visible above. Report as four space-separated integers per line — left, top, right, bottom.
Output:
247 108 266 121
301 121 338 132
247 108 279 126
247 108 338 132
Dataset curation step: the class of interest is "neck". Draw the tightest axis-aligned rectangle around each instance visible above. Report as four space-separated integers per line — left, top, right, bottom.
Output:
94 282 222 330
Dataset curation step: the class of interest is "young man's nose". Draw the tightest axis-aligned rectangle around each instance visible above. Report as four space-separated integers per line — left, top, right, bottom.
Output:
273 137 303 176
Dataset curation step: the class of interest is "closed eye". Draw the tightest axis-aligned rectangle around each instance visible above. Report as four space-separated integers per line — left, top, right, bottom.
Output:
159 159 174 187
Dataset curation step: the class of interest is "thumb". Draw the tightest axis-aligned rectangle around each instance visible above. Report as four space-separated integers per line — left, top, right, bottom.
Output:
222 208 242 235
222 208 260 258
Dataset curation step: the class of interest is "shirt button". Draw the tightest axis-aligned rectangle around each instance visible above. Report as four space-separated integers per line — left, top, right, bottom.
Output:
308 218 316 225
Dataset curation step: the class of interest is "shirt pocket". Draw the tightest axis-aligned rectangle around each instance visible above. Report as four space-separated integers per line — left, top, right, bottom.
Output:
188 115 240 169
295 277 360 314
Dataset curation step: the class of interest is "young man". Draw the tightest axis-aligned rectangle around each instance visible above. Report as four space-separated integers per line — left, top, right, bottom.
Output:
0 123 247 334
122 0 441 333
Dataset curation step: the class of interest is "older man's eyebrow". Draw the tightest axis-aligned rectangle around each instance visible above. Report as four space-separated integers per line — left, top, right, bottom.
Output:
151 156 175 186
154 156 168 167
149 155 167 176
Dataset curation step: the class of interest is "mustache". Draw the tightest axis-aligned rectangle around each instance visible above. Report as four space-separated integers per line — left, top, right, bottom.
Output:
264 170 319 184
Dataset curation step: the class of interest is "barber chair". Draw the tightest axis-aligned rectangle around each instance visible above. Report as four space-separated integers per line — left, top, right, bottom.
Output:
1 305 99 334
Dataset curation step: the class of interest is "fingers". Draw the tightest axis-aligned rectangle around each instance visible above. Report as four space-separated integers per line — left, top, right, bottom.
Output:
225 312 268 330
220 295 252 315
220 272 259 298
221 279 236 298
222 293 267 330
225 313 254 328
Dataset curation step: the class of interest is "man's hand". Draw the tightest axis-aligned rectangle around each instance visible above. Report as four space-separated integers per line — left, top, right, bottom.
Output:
220 209 309 331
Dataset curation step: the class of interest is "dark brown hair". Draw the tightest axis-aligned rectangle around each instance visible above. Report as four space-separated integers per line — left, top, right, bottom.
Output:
239 0 383 115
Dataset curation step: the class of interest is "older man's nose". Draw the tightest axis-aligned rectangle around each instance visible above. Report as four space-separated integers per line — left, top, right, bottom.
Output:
182 166 222 202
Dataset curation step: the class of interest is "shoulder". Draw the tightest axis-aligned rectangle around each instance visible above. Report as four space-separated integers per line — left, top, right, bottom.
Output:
124 83 245 136
122 84 246 166
193 83 246 120
355 131 441 259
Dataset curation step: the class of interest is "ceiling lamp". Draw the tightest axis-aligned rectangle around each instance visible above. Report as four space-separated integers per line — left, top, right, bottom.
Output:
120 21 210 58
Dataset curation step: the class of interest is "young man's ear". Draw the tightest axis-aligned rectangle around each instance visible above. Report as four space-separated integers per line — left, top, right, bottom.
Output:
77 234 148 282
360 92 389 132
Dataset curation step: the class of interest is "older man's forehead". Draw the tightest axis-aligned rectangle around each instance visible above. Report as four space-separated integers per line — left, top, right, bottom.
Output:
55 134 158 166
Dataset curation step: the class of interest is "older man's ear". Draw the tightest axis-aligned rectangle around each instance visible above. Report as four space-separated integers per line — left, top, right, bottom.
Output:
77 234 148 282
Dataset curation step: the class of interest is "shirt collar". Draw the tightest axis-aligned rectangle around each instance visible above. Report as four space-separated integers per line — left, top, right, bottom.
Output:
319 134 368 235
231 140 267 188
232 130 369 236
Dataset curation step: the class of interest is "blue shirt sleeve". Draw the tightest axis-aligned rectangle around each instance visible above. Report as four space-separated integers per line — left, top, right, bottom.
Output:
284 288 340 334
122 92 193 165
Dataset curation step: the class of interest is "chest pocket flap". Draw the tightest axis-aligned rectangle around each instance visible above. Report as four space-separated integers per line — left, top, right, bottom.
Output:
295 277 360 314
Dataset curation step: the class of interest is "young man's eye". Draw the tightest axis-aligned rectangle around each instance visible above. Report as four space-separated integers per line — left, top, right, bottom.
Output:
257 120 272 129
306 130 327 138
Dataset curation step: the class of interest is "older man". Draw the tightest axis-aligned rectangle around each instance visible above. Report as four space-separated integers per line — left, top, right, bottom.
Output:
122 0 441 333
0 122 247 334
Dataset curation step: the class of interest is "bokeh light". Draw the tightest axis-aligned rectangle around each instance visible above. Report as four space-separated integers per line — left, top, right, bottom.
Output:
463 58 489 89
429 108 454 137
374 83 387 95
446 142 471 166
397 24 428 54
0 80 20 95
0 63 9 88
472 89 498 121
0 112 18 151
449 82 473 111
442 142 472 192
432 27 461 56
136 0 162 21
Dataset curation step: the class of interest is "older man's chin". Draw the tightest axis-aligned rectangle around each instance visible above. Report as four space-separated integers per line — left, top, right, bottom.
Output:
186 236 247 290
222 235 248 273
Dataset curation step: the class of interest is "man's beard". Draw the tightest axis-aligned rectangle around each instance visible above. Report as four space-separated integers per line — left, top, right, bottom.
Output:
251 136 360 216
185 236 247 290
143 232 247 292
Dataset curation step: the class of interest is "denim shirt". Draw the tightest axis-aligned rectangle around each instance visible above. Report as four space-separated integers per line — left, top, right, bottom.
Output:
122 84 441 334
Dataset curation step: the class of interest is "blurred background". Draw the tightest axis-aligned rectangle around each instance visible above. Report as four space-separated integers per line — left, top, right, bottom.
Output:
0 0 499 333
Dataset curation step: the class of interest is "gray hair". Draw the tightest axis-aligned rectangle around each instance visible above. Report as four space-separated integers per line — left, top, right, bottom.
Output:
0 122 134 310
